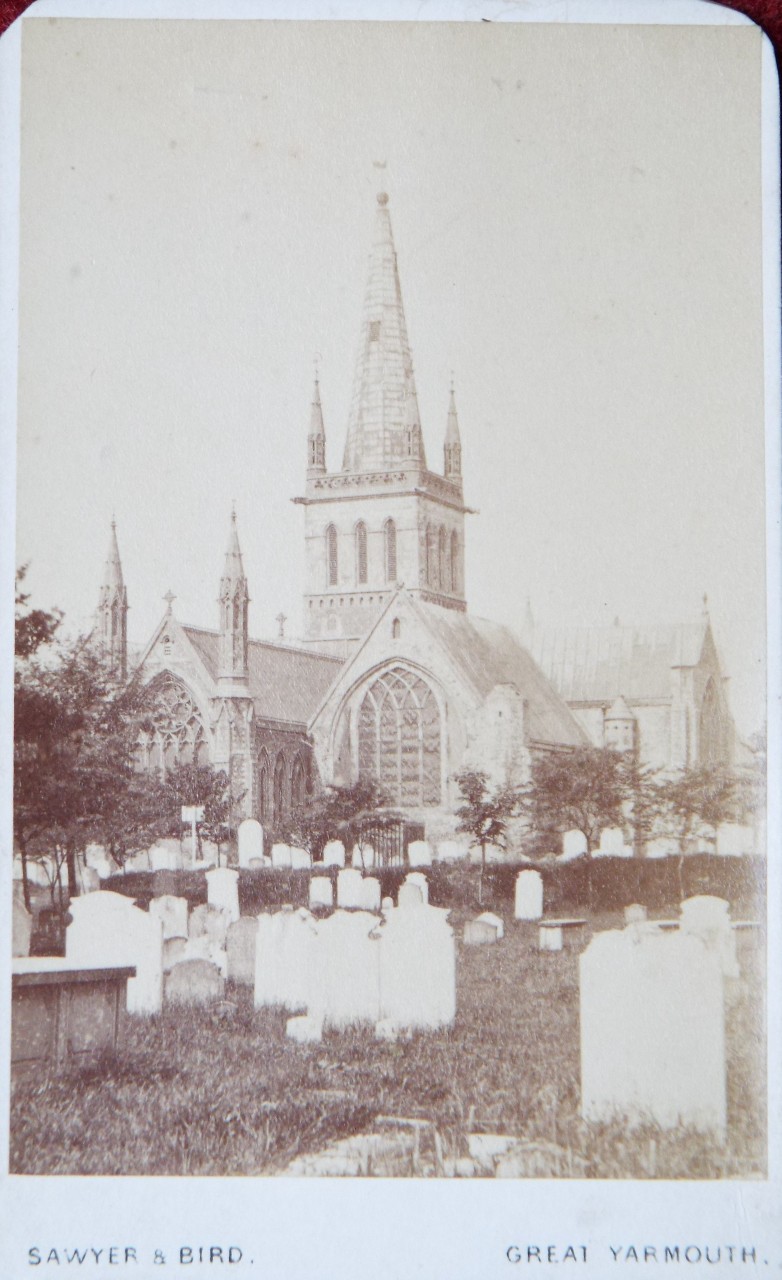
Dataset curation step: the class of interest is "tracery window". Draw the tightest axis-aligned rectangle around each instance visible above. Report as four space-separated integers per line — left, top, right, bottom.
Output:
273 753 286 825
258 751 271 823
385 519 397 582
357 666 441 807
327 525 338 586
355 522 368 585
138 673 208 775
291 754 307 809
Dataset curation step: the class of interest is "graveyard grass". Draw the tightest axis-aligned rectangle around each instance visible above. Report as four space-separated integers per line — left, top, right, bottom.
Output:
10 911 765 1178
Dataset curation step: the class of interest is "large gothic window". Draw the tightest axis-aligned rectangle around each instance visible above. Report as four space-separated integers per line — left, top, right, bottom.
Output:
139 673 208 775
291 754 307 809
355 522 368 584
326 525 338 586
258 750 270 823
385 519 397 582
357 666 441 807
273 753 286 825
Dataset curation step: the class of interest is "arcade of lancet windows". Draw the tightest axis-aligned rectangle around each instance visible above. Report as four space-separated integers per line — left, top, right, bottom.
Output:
257 746 311 828
322 519 459 593
357 665 442 808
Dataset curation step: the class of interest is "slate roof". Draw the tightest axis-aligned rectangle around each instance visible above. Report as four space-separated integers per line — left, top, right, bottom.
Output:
531 622 709 705
415 602 587 748
182 626 343 726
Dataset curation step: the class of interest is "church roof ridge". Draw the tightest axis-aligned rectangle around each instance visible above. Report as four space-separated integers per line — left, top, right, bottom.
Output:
181 621 344 663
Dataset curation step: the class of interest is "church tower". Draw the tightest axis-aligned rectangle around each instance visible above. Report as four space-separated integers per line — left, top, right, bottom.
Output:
217 508 250 692
96 518 128 679
296 193 472 656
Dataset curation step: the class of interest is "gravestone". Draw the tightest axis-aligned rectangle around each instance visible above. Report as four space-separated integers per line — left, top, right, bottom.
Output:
249 856 269 869
337 868 364 909
163 936 188 971
66 890 163 1014
237 819 264 869
79 866 101 894
180 936 226 975
360 877 381 911
598 827 625 855
436 840 467 861
286 1014 323 1044
538 923 563 952
323 840 346 868
679 896 739 979
254 907 318 1011
463 919 497 946
624 903 648 925
226 917 259 985
309 877 334 910
646 837 680 859
85 842 115 879
405 872 429 904
206 867 240 924
476 911 504 940
307 910 381 1028
290 846 311 870
189 903 230 947
149 841 183 872
407 840 432 868
377 904 455 1030
12 895 32 958
271 843 292 869
149 894 189 941
397 882 423 911
151 869 180 898
165 958 225 1006
580 928 726 1134
562 829 588 858
514 870 543 921
715 823 753 856
381 896 395 918
351 843 375 868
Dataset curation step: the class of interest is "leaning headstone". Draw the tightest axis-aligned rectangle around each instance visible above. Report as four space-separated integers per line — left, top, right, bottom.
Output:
286 1014 323 1044
323 840 346 868
515 870 544 921
337 868 365 909
405 872 429 903
397 882 424 911
254 907 318 1011
407 840 432 868
476 911 504 940
12 896 32 958
360 877 381 912
165 958 225 1006
271 843 292 869
66 890 163 1014
309 877 334 910
189 903 230 947
580 928 726 1134
562 829 588 858
226 917 259 985
149 894 189 941
624 903 648 925
377 904 455 1030
307 910 381 1028
290 846 312 870
206 867 240 924
463 918 498 946
679 896 739 979
163 936 188 971
598 827 624 855
237 818 264 869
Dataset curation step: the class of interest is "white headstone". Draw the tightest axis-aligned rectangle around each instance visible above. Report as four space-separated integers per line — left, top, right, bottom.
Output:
381 896 394 918
397 882 424 911
463 918 497 946
514 870 543 921
405 872 429 904
307 910 381 1028
377 904 455 1030
716 823 753 857
254 907 318 1011
78 865 101 894
290 846 312 870
360 876 381 912
407 840 432 868
85 842 116 879
149 842 182 872
226 917 259 984
189 902 230 946
286 1014 323 1044
436 840 467 861
580 928 726 1134
12 897 32 958
476 911 504 940
351 843 375 868
165 958 224 1006
337 868 365 909
163 936 188 971
66 890 163 1014
563 829 588 858
539 924 563 952
237 819 264 869
646 836 680 859
624 903 648 925
206 867 240 923
271 843 292 869
323 840 346 868
679 896 739 978
309 876 334 910
598 826 625 855
149 894 190 941
180 935 227 975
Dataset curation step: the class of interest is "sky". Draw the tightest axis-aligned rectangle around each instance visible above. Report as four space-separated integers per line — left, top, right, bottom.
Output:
13 17 767 736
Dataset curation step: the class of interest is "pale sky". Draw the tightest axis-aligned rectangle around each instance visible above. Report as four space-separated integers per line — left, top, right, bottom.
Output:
15 18 766 735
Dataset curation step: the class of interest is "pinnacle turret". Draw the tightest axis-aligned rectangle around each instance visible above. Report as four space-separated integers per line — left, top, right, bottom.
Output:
307 374 326 476
96 518 128 678
443 382 462 482
218 508 249 686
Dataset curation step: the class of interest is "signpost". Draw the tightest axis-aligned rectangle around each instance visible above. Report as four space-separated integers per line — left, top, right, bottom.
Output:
181 805 205 864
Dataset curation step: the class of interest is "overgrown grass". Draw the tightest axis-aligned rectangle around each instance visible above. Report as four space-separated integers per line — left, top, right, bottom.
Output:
10 910 766 1178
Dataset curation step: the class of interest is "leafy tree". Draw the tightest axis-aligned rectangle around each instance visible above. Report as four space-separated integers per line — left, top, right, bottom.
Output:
283 778 390 868
158 763 235 864
453 769 520 905
14 565 62 658
652 765 741 850
522 746 627 857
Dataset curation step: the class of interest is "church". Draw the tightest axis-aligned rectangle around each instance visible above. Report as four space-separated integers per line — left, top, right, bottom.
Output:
95 192 736 840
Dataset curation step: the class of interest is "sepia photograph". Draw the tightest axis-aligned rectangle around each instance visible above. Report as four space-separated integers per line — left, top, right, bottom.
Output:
1 2 779 1261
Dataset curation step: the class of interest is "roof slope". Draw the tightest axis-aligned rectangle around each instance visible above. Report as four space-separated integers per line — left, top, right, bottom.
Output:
416 602 587 747
183 627 343 725
532 622 708 704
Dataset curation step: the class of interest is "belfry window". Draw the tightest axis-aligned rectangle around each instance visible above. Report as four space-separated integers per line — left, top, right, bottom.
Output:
355 521 368 584
357 666 441 807
327 525 338 586
385 519 397 582
368 320 381 342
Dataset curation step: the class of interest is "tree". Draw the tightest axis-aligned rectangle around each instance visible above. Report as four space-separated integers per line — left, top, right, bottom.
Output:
453 769 520 905
283 778 390 868
14 565 62 659
652 765 741 850
523 746 627 857
158 763 235 864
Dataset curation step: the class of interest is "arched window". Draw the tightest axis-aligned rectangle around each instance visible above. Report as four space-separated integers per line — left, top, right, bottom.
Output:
450 530 460 593
326 525 338 586
427 524 438 589
357 666 441 807
438 527 447 592
700 678 726 766
139 673 208 777
273 753 286 825
355 522 368 585
392 617 401 639
385 519 397 582
291 754 307 809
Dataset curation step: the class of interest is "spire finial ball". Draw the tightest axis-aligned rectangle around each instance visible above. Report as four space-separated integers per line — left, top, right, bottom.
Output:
377 192 389 206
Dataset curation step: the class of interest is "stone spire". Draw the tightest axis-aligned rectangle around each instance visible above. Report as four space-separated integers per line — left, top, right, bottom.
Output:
97 518 128 679
443 381 462 482
342 193 426 473
307 372 326 476
218 508 249 687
